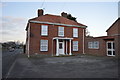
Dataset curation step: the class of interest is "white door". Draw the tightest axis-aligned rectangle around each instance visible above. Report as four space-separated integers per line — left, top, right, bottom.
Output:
58 41 64 55
107 41 115 56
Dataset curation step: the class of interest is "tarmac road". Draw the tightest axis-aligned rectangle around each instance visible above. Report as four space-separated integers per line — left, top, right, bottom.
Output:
2 49 23 78
4 54 119 78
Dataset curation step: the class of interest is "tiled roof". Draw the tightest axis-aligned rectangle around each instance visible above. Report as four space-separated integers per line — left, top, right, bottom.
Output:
102 36 115 40
29 14 87 27
86 36 115 40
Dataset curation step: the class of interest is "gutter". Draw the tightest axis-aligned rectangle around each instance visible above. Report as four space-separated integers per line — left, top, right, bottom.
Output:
83 29 85 54
29 20 87 28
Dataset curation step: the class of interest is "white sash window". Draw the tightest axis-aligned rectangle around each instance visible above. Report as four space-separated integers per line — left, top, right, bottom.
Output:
73 41 78 51
73 28 78 37
88 41 99 49
40 40 48 51
58 27 64 36
41 25 48 36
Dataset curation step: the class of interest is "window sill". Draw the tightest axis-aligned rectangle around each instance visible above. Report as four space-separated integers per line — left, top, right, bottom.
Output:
58 35 64 37
88 48 99 50
73 50 79 51
41 51 48 52
41 35 48 37
73 37 78 38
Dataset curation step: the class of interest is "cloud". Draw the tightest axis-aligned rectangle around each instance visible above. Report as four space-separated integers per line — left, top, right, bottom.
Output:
0 3 7 7
1 16 27 42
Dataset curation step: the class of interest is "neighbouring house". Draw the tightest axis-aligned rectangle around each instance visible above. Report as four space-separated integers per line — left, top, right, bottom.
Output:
85 18 120 57
25 9 87 56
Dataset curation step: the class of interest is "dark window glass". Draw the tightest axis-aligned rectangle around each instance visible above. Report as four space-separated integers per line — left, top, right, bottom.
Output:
108 43 111 49
113 43 115 49
108 51 112 55
59 43 62 49
113 51 115 55
59 39 63 42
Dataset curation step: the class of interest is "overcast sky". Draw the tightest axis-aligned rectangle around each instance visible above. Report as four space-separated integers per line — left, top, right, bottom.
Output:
1 0 119 43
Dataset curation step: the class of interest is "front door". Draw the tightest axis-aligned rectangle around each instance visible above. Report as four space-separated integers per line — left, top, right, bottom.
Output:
107 41 115 56
58 41 64 55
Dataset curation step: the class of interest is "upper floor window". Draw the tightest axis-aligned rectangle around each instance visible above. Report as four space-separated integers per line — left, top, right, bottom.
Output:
88 41 99 49
40 40 48 51
73 41 78 51
41 25 48 36
73 28 78 37
58 27 64 36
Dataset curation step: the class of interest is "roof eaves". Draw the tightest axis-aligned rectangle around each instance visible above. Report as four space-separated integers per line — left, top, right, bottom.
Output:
29 20 87 28
25 23 29 31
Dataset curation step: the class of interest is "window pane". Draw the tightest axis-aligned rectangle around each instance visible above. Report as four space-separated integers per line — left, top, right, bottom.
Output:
91 42 94 48
113 42 115 49
88 41 99 49
58 27 64 36
40 40 48 51
108 51 112 55
73 28 78 37
73 41 78 51
41 25 48 36
59 43 63 49
108 43 111 49
94 41 99 49
88 42 92 48
113 51 115 55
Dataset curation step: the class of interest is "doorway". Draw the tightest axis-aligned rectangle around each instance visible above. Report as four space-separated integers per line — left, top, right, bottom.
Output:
58 41 64 55
107 41 115 56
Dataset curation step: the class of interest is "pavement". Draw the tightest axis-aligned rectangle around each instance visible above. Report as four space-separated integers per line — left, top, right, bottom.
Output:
4 54 119 78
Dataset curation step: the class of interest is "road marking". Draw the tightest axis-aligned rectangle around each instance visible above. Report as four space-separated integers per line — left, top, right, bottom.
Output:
5 58 17 78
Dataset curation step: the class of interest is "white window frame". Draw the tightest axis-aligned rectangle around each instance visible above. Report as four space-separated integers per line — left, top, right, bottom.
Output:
58 27 64 36
106 41 115 56
41 25 48 36
73 41 78 51
40 40 48 51
94 41 99 49
73 28 78 37
88 41 99 49
88 42 92 48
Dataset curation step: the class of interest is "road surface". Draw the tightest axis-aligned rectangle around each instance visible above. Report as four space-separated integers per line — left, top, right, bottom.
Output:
4 54 119 78
2 49 23 78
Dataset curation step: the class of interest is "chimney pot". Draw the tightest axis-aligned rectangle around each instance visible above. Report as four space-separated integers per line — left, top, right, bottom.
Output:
61 12 67 18
38 9 44 17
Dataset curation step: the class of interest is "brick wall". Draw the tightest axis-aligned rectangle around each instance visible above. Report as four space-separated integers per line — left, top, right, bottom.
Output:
85 36 106 56
28 23 84 55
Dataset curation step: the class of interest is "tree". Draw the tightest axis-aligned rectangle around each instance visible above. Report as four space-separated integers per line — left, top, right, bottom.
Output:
67 14 77 22
86 29 90 36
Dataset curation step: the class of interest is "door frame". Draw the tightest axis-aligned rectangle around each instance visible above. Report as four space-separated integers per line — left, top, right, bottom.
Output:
58 41 65 55
106 41 115 56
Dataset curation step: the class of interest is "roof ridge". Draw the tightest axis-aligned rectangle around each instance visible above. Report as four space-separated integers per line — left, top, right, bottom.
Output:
45 14 61 17
28 13 87 27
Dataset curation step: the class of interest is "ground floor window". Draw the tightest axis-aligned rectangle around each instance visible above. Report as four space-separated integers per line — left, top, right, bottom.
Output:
40 40 48 51
88 41 99 49
73 41 78 51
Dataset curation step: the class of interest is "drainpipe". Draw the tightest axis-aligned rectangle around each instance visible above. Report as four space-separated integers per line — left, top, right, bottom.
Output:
52 24 54 56
83 29 85 54
27 23 30 58
52 38 53 56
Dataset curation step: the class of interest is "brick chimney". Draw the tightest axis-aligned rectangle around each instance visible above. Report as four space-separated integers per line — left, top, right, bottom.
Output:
38 9 44 17
61 12 67 18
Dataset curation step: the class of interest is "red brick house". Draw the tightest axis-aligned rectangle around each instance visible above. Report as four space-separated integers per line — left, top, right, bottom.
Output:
85 18 120 57
25 9 87 57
